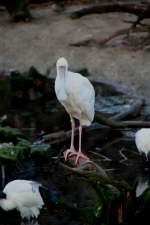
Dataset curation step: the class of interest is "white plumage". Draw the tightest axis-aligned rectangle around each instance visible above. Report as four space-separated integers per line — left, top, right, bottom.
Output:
135 128 150 160
0 179 44 219
55 58 95 126
55 57 95 164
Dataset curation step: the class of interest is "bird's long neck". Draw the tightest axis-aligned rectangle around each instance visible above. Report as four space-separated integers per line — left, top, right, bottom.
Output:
57 67 67 78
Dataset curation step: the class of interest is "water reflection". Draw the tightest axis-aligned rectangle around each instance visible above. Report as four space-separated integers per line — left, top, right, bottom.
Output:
20 220 40 225
1 71 150 225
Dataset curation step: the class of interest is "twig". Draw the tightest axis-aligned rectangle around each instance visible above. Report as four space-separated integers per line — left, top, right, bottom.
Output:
59 162 131 191
41 97 144 145
89 150 112 161
119 148 129 165
70 26 150 47
41 123 109 145
99 26 150 46
95 111 150 128
59 159 107 177
42 128 78 144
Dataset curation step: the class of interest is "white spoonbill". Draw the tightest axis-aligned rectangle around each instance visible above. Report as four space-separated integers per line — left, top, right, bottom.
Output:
0 179 56 220
135 128 150 160
55 57 95 164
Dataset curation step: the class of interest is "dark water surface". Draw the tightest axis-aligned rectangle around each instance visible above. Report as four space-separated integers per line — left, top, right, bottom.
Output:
0 71 150 225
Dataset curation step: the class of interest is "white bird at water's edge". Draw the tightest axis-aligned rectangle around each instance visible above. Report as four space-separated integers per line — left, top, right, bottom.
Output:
0 179 45 220
135 128 150 160
55 57 95 164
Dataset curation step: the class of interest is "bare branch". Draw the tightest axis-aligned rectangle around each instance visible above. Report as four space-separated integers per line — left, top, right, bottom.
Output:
95 112 150 128
70 2 150 21
70 25 150 47
41 97 145 145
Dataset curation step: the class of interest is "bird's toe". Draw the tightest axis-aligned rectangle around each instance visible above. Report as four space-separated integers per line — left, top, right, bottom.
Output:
64 148 77 161
75 152 89 165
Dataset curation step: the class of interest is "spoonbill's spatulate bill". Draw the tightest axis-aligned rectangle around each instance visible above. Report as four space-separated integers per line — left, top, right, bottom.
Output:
55 57 95 164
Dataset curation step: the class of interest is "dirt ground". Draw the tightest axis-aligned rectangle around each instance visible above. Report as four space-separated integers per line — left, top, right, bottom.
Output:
0 4 150 103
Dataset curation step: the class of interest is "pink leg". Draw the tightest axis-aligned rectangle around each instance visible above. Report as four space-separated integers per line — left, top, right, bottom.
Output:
75 122 89 165
64 115 77 161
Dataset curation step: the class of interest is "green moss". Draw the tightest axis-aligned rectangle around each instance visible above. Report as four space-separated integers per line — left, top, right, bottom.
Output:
0 138 31 163
0 126 24 138
141 188 150 203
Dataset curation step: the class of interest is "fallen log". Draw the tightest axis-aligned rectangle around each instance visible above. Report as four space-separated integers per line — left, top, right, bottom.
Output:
70 2 150 47
59 161 131 191
111 97 144 120
41 128 78 144
95 112 150 128
41 97 145 144
41 123 110 147
70 2 150 24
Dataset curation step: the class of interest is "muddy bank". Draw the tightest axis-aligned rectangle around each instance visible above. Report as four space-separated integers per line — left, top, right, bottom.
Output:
0 4 150 104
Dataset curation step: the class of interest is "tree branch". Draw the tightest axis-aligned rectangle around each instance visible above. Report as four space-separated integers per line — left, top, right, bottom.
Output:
70 21 150 47
70 2 150 47
94 97 148 128
41 97 145 145
95 112 150 128
111 97 144 120
70 2 150 21
59 161 131 191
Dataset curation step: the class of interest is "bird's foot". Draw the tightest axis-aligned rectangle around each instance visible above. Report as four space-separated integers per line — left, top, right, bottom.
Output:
75 151 89 165
64 148 77 161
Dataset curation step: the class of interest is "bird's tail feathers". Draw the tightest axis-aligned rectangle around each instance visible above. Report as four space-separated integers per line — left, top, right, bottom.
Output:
20 207 40 219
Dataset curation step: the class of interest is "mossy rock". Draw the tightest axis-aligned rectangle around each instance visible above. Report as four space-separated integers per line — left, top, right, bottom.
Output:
0 126 24 143
0 138 31 164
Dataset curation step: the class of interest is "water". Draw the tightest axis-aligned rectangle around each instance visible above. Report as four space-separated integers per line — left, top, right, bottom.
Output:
0 70 150 225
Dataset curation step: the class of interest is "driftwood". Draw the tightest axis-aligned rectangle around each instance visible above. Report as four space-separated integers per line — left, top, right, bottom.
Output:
59 161 131 191
94 96 147 128
41 128 78 144
41 97 145 145
70 2 150 47
98 25 150 47
100 117 150 128
70 2 150 23
70 25 150 47
41 123 110 146
111 97 144 120
95 112 150 128
59 159 108 177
